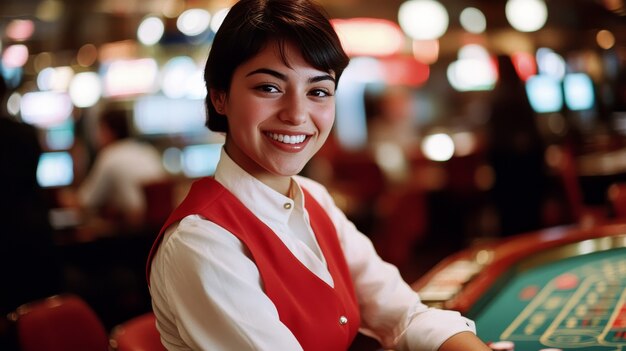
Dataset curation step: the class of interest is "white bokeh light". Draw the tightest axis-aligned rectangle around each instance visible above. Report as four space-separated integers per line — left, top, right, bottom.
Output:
161 56 198 99
177 9 211 36
422 133 455 162
7 92 21 116
69 72 102 108
398 0 449 40
505 0 548 32
536 48 566 80
138 16 165 45
2 44 29 68
210 8 229 33
21 92 73 127
37 66 74 92
460 7 486 34
447 44 496 91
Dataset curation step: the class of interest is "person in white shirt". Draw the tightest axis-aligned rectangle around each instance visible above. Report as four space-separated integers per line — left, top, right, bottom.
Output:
147 0 491 350
76 108 167 231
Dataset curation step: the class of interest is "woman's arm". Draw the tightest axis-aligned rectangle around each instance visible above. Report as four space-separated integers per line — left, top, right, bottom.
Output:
438 331 492 351
298 177 489 351
150 216 304 351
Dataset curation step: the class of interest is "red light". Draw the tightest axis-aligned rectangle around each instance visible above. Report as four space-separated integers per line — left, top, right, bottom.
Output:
511 51 537 81
379 55 429 87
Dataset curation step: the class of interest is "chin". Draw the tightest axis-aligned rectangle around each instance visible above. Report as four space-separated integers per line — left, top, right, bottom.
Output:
273 165 306 177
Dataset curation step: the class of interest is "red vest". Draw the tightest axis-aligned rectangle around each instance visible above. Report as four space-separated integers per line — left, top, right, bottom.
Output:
147 177 360 350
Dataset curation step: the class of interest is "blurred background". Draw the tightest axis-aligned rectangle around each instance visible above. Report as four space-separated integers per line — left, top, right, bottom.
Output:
1 0 626 347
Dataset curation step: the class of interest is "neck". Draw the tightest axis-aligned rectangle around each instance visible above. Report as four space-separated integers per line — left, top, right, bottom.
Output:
223 140 293 197
256 174 292 197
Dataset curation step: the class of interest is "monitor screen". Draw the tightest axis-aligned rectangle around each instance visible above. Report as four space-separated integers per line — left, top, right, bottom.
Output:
563 73 595 111
181 143 222 178
525 75 563 113
45 119 75 150
36 151 74 187
133 95 207 136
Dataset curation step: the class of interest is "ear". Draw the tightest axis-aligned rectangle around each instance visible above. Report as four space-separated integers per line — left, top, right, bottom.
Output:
210 89 227 114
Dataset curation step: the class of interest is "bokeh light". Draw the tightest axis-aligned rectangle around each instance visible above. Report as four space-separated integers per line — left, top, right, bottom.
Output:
69 72 102 108
422 133 455 162
505 0 548 32
2 44 29 68
398 0 449 40
596 30 616 49
138 16 165 46
460 7 486 34
177 9 211 36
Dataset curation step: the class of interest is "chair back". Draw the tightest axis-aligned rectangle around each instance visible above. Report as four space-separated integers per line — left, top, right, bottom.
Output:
608 182 626 218
11 294 108 351
143 178 177 230
109 312 166 351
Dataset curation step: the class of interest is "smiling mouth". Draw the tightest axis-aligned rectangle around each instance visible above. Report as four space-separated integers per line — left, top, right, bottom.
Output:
265 132 308 144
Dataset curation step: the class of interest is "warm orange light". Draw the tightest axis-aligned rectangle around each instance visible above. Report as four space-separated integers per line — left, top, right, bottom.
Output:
77 44 98 67
331 18 405 57
596 29 616 49
98 40 138 63
412 39 439 64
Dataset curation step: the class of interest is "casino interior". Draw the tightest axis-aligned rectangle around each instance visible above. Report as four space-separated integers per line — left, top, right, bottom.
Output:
1 0 626 350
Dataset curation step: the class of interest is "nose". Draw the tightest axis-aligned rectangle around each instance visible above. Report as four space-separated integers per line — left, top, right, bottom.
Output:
278 92 307 125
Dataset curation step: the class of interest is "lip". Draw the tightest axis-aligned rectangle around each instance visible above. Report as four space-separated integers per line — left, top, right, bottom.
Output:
264 131 312 152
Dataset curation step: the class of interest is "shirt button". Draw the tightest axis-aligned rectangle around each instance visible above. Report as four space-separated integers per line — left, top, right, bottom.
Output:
283 202 292 210
339 316 348 325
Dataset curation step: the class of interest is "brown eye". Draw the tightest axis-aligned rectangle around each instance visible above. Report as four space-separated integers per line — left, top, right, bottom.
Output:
309 89 332 97
256 84 280 93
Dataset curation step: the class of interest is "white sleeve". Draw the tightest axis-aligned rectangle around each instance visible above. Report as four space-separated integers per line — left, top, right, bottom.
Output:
149 215 303 351
299 179 476 351
77 154 112 209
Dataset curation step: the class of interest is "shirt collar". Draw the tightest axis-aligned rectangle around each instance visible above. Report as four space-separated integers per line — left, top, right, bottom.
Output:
214 148 298 227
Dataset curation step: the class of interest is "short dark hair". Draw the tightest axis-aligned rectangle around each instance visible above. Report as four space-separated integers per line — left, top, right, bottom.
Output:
203 0 350 132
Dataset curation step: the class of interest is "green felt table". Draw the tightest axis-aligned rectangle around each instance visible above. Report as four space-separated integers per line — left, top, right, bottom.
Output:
471 247 626 350
412 222 626 351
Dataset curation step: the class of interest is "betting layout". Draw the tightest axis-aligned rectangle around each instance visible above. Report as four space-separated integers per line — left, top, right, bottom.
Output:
475 247 626 351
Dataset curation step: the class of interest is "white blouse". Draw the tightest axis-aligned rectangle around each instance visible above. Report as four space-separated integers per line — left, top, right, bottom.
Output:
149 149 475 351
78 139 166 212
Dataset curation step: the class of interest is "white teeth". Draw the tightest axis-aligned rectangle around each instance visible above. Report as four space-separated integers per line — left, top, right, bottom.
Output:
267 132 306 144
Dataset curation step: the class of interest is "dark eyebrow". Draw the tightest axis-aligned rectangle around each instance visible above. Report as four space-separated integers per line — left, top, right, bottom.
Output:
246 68 336 85
246 68 286 80
310 74 336 85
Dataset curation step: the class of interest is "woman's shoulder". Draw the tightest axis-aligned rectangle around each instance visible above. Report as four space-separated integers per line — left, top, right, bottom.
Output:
159 214 245 256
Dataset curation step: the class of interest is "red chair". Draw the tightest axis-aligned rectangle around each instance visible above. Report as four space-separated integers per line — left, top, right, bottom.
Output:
9 294 109 351
109 312 166 351
143 178 177 230
608 182 626 219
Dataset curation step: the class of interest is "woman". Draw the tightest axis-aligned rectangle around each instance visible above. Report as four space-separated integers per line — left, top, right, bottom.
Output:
147 0 490 350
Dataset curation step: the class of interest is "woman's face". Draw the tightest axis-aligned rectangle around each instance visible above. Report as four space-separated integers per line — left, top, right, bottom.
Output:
212 41 336 190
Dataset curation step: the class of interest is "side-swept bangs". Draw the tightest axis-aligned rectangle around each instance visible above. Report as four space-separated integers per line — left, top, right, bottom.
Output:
204 0 350 132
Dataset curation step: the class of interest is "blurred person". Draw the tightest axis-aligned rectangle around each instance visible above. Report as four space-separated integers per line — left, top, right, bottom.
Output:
72 108 167 235
366 85 420 184
146 0 491 350
486 54 548 236
0 76 63 349
367 85 420 152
